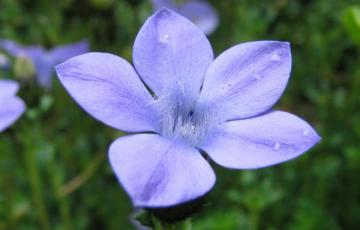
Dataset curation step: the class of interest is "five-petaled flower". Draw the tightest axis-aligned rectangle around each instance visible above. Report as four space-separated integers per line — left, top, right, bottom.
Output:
151 0 218 35
55 9 320 207
0 39 89 89
0 80 25 132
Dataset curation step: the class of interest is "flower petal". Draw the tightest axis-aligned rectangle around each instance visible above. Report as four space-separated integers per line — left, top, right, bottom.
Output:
55 52 160 133
0 96 25 132
0 79 19 98
133 9 213 102
34 61 53 89
50 40 90 63
36 40 89 89
178 0 219 35
0 39 43 59
201 111 320 169
199 41 291 121
109 134 215 207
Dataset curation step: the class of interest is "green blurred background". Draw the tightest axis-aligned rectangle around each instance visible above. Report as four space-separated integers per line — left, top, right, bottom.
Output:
0 0 360 229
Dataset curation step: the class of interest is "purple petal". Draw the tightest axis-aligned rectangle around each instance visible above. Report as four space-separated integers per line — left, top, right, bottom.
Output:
0 39 43 59
109 134 215 207
34 60 54 89
0 40 51 88
201 111 321 169
0 39 23 55
49 40 90 63
199 41 292 121
0 39 89 89
0 80 25 132
0 97 25 132
55 52 160 133
36 40 89 89
0 39 50 88
133 9 213 104
0 79 19 98
178 1 219 35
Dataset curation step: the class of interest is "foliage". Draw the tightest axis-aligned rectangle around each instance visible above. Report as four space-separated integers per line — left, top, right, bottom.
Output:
0 0 359 229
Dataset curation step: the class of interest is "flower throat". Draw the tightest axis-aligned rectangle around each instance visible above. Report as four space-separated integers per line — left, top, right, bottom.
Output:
157 94 217 147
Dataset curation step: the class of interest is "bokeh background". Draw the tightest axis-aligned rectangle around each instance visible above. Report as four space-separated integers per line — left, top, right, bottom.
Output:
1 0 360 229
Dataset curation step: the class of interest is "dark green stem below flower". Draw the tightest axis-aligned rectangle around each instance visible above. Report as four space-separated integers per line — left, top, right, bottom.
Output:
134 209 192 230
151 214 192 230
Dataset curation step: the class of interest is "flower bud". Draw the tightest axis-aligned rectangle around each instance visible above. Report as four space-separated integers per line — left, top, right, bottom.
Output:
13 55 35 80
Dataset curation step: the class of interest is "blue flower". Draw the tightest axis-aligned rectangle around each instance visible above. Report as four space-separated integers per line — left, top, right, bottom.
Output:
0 40 89 89
151 0 219 35
0 79 25 132
55 9 320 207
0 52 10 70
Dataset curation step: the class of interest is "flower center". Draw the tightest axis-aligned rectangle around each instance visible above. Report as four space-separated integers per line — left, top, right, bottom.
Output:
157 95 216 147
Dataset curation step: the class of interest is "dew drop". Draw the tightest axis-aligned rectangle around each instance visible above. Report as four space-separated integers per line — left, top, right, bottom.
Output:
160 34 171 43
274 142 281 150
271 53 281 61
302 130 309 136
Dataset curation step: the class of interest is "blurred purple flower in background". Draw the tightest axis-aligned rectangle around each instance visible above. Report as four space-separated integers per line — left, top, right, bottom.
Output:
0 40 89 89
0 52 10 70
55 9 320 207
151 0 218 35
0 80 25 132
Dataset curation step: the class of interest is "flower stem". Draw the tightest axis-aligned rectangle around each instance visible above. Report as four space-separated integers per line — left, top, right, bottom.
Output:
24 142 50 230
19 121 51 230
250 209 259 230
47 159 73 230
58 152 104 197
151 214 192 230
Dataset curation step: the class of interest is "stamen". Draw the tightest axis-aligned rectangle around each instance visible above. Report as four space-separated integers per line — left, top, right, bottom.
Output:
155 93 218 146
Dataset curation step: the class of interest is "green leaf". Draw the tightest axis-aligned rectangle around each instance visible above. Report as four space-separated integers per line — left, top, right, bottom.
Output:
133 209 153 228
342 6 360 45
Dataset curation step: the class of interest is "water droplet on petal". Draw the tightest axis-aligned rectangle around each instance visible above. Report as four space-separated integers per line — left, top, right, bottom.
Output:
274 142 281 150
271 53 281 61
160 34 171 43
303 130 309 136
